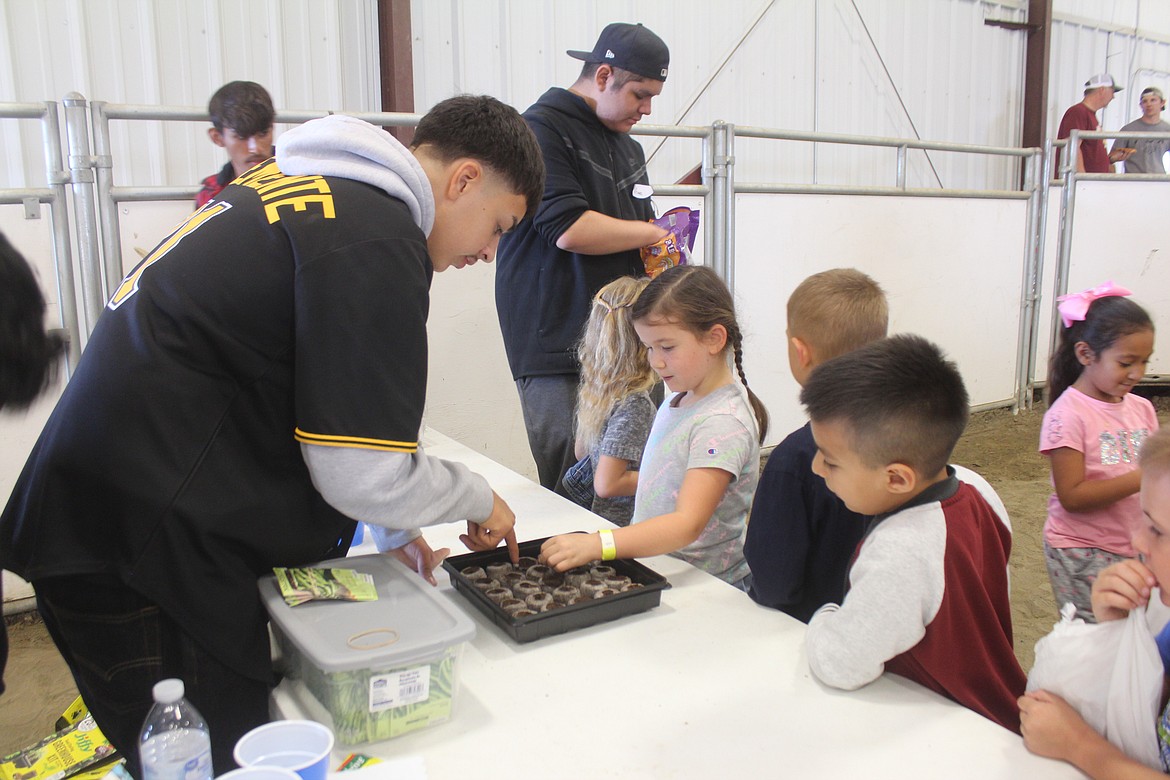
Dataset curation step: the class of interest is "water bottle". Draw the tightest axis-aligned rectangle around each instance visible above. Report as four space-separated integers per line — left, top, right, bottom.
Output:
138 679 213 780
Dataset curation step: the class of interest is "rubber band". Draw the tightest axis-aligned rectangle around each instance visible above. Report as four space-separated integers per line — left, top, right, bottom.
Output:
347 628 400 650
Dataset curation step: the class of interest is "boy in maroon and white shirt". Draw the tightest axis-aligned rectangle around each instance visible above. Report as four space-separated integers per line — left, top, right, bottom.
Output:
801 334 1026 733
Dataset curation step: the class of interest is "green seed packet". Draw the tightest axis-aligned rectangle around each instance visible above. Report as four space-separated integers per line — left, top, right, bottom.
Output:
274 566 379 606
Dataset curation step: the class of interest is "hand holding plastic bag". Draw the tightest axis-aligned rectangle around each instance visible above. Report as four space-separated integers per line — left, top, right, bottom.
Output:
1026 600 1163 769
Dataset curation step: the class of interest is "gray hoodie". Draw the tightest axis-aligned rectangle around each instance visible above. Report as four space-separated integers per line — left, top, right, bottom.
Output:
279 115 493 553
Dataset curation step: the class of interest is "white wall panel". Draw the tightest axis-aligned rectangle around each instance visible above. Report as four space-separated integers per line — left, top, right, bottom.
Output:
0 0 383 572
1050 180 1170 369
0 0 380 189
736 192 1030 447
1033 178 1170 387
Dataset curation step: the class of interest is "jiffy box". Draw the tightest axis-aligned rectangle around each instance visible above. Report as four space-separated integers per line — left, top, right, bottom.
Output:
259 554 475 745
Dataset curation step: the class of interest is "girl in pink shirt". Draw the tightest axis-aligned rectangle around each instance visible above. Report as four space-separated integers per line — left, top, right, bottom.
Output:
1041 282 1157 621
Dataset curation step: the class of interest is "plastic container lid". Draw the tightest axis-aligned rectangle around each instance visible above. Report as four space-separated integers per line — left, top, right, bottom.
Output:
259 554 475 673
152 679 184 704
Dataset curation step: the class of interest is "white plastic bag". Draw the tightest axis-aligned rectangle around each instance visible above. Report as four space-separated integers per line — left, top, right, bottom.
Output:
1106 601 1164 768
1027 601 1163 770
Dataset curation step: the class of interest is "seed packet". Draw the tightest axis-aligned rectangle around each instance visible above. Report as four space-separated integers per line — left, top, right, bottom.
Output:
336 754 383 771
641 207 700 279
274 566 378 606
0 714 117 780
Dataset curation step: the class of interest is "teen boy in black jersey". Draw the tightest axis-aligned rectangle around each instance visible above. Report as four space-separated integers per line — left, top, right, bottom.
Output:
0 95 544 776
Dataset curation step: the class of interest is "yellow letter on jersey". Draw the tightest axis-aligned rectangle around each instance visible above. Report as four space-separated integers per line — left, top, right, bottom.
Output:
108 201 232 310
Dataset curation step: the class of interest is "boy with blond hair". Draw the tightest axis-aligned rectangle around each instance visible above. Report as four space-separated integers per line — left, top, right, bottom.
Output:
743 268 887 621
802 334 1025 733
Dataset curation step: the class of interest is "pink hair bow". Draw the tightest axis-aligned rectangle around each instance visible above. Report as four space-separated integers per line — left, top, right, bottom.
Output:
1056 280 1132 328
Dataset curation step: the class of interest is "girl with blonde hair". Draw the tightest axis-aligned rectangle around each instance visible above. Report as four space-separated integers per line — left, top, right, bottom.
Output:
568 275 659 526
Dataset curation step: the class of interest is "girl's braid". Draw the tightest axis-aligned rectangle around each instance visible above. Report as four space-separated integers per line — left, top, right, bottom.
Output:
729 322 749 388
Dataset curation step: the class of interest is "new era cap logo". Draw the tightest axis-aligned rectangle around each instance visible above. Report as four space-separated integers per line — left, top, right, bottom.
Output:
605 49 615 58
661 68 668 77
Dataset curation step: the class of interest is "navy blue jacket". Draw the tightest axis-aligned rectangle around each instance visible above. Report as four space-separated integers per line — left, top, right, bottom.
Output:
743 422 869 622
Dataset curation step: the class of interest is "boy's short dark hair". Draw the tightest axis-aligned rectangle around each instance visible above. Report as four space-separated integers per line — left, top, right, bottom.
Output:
208 81 274 136
787 268 888 361
800 334 969 476
411 94 545 219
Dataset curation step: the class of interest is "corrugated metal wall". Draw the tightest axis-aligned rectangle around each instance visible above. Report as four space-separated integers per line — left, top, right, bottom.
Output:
412 0 1031 191
411 0 1170 191
7 1 1170 194
0 0 380 189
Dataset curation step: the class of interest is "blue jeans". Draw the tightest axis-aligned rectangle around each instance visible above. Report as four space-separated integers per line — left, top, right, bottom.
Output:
35 575 271 778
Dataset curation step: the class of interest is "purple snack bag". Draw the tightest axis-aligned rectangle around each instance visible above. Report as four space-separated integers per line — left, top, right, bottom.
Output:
641 206 700 278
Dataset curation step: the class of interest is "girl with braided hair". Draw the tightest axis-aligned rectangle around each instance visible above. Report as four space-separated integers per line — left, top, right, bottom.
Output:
541 265 766 589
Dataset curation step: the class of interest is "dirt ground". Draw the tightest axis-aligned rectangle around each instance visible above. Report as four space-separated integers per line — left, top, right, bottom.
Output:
3 394 1169 754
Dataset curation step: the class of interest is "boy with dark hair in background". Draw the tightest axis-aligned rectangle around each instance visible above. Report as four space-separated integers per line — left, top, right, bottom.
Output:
196 80 275 207
743 268 888 621
801 334 1026 733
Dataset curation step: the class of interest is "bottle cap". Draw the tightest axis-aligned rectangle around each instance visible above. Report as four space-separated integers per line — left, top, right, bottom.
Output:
152 678 185 704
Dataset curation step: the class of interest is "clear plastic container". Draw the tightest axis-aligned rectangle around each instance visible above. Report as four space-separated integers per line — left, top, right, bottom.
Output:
138 679 213 780
259 554 475 745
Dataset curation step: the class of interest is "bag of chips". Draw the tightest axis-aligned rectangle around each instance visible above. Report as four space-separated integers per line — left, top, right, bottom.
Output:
641 206 699 279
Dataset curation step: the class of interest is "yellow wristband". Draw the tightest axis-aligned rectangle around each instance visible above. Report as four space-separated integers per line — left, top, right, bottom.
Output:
599 529 617 561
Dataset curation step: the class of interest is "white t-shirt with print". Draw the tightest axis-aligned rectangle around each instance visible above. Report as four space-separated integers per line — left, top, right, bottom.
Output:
632 382 760 585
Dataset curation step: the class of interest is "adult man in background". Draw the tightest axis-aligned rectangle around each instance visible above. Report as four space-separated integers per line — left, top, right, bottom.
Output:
196 80 275 207
1057 73 1132 174
495 22 670 495
1112 86 1170 174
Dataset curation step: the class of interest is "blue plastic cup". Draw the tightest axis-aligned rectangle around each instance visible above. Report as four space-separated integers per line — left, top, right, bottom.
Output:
216 767 300 780
232 720 334 780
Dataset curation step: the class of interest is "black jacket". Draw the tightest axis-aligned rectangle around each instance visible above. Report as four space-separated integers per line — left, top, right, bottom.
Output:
495 88 653 379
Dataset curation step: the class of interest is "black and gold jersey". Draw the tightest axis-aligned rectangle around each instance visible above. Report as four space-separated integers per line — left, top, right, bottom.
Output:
1 159 432 680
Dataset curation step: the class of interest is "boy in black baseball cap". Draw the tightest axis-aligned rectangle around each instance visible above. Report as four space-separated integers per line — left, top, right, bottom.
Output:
494 22 671 498
567 21 669 82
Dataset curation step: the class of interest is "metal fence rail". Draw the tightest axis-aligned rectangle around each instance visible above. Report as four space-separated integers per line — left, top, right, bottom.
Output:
701 122 1044 410
9 94 1076 415
89 102 428 299
0 100 79 371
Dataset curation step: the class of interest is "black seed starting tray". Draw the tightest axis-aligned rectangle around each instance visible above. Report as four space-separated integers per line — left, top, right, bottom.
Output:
442 536 671 643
